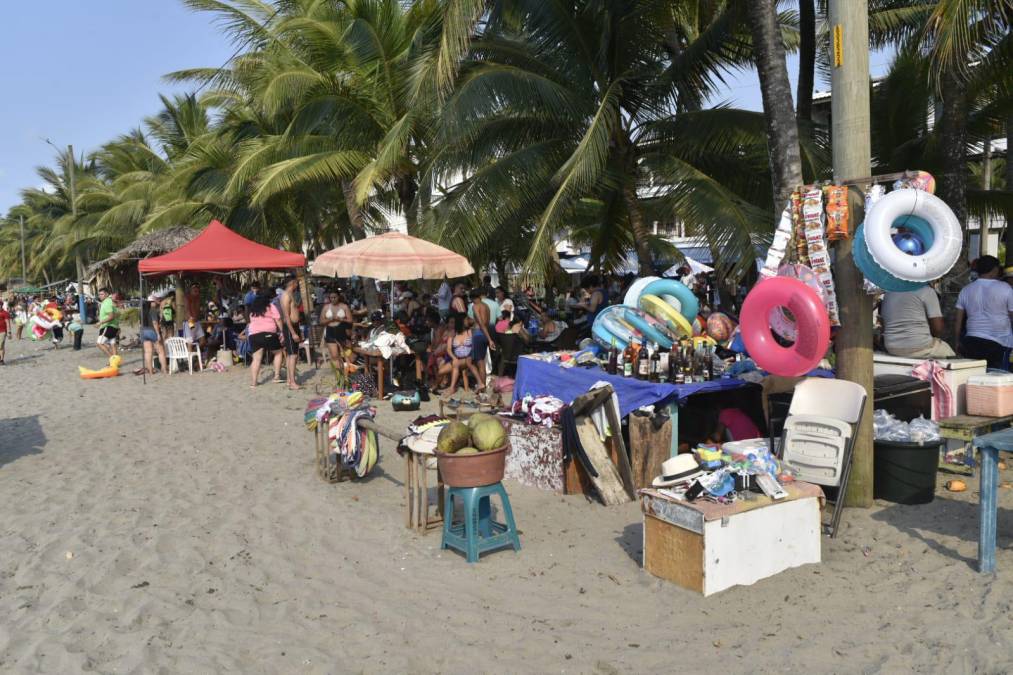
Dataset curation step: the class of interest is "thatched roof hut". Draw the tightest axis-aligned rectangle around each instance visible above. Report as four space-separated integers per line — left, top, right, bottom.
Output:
85 226 198 290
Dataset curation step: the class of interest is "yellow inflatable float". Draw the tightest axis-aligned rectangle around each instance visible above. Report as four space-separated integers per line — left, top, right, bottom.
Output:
79 355 122 380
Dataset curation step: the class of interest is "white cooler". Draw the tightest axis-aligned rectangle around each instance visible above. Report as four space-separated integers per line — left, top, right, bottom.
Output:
873 354 987 416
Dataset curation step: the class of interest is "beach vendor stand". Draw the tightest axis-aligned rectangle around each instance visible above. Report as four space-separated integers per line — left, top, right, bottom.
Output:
311 232 474 393
137 220 309 371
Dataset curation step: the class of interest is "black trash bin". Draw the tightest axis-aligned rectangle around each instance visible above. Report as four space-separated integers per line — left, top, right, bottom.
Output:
874 374 932 422
874 439 942 504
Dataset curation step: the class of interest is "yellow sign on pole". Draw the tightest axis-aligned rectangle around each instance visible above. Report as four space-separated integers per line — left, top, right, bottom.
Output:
833 25 844 67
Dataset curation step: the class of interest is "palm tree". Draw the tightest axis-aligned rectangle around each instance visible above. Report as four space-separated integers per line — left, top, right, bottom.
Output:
423 0 783 280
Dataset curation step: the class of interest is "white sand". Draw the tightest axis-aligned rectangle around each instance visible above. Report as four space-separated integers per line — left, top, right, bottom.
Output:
1 336 1011 673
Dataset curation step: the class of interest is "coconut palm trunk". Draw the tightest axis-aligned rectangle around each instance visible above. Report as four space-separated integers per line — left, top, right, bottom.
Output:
796 0 816 124
747 0 805 208
622 180 655 276
1007 114 1013 257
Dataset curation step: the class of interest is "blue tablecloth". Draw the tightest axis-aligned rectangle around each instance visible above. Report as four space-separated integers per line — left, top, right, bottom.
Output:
512 357 751 418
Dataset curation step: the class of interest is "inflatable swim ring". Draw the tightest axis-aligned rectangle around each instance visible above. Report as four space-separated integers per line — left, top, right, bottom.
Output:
770 264 827 341
643 279 699 321
623 307 674 348
740 277 830 377
864 189 961 283
79 355 122 380
852 223 925 292
592 305 642 349
639 294 693 338
623 276 660 308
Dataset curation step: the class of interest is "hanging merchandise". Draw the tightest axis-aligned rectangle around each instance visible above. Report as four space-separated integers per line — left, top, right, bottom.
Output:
623 307 676 348
760 201 794 279
769 264 827 341
792 191 808 267
853 224 925 292
800 186 840 326
823 185 850 241
860 185 887 294
639 294 694 338
641 279 699 321
739 276 831 377
863 189 962 284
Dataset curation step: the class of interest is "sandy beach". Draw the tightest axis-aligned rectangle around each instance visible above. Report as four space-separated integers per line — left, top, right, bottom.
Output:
1 335 1010 673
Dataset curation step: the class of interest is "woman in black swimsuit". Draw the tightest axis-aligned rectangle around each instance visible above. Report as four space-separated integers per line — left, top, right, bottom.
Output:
320 289 353 372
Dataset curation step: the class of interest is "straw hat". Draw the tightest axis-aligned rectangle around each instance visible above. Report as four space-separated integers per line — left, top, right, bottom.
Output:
652 454 705 488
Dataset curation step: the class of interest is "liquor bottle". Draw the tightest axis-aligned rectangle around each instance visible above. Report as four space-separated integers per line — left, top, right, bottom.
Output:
682 346 694 384
638 342 651 380
703 345 714 381
623 340 637 378
650 345 661 382
673 347 685 384
607 339 618 375
657 349 669 383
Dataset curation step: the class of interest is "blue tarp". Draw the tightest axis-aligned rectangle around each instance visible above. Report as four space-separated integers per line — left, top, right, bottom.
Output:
512 357 751 418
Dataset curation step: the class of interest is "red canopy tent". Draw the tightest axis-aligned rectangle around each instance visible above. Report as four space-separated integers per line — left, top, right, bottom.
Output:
138 220 305 275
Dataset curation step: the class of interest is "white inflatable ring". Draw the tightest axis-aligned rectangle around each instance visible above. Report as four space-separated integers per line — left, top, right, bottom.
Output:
865 189 961 283
623 276 659 308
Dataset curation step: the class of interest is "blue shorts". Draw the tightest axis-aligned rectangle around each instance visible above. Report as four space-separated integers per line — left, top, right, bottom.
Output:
140 327 160 343
471 331 488 363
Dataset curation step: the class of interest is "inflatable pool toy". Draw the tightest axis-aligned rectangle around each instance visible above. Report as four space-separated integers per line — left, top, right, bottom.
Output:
852 223 925 292
892 229 927 255
770 264 827 341
705 312 736 342
864 189 960 283
593 322 627 350
692 335 717 348
623 307 674 348
623 276 660 308
79 355 123 380
29 312 59 340
740 277 830 377
592 305 642 349
643 279 699 321
638 294 693 339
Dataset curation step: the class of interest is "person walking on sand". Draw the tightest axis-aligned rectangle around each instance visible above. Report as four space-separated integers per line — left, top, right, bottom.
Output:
247 290 284 388
0 300 11 364
137 295 168 375
279 275 303 390
955 255 1013 370
95 288 120 357
320 289 353 373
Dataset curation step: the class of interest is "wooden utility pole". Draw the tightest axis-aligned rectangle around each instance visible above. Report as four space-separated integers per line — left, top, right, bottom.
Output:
828 0 874 507
68 144 88 322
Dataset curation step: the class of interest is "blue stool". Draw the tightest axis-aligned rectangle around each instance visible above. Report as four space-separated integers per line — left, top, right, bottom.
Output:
441 482 521 563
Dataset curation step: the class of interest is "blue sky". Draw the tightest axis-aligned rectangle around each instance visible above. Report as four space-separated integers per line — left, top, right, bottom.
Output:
0 1 235 212
0 2 895 215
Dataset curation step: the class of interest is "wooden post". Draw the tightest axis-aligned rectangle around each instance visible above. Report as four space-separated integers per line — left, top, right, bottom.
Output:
828 0 874 507
297 268 314 355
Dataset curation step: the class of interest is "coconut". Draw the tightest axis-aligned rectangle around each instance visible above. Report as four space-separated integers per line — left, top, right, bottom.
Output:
467 412 496 430
472 419 507 451
436 421 472 454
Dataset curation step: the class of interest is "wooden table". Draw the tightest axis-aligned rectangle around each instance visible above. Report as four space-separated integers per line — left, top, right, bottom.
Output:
354 347 387 398
639 482 824 596
939 414 1013 474
971 429 1013 573
399 429 445 534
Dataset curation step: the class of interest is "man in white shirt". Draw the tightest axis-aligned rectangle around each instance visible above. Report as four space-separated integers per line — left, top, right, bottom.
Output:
955 256 1013 370
437 280 452 321
881 286 955 358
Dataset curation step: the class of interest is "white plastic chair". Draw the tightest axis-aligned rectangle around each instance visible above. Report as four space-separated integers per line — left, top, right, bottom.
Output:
166 337 204 374
779 378 867 538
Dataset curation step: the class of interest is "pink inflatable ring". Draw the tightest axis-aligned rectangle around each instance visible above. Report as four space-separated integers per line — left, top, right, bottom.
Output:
740 276 830 377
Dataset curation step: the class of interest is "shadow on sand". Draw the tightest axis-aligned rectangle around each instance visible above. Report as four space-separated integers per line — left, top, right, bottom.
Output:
0 415 46 469
871 496 1012 570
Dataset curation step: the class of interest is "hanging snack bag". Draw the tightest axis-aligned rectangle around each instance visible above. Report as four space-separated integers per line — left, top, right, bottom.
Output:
824 185 849 241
